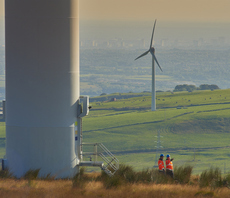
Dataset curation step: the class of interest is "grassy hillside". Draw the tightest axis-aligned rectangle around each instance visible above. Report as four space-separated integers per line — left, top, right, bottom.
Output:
90 89 230 110
0 122 5 158
0 89 230 174
83 89 230 174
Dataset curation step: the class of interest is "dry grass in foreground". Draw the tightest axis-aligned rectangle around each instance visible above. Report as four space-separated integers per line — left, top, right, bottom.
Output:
1 179 230 198
1 165 230 198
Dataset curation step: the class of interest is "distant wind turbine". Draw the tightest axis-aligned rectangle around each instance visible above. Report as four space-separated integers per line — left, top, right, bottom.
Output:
135 20 163 111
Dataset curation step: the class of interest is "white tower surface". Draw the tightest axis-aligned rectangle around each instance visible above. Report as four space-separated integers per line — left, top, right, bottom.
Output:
5 0 80 178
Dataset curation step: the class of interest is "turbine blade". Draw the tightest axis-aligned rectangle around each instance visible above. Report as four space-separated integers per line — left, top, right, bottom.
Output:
151 52 163 72
150 19 157 48
135 50 149 60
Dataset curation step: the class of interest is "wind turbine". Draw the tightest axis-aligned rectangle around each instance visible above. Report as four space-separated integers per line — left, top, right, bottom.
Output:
135 20 163 111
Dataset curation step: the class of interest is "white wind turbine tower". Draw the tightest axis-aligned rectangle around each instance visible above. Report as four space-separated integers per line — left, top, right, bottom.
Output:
135 20 163 111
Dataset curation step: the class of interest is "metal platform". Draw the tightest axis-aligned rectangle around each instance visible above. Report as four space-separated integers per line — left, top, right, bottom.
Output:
80 142 119 176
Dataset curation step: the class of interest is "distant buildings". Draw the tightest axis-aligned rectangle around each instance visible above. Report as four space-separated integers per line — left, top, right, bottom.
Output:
80 38 148 49
80 36 229 50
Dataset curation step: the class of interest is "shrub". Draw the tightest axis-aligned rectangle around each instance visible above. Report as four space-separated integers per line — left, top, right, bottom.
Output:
102 174 123 189
199 167 223 189
135 169 152 183
0 169 12 178
174 165 193 184
151 169 172 184
98 164 175 188
115 165 172 184
24 169 40 180
173 84 197 92
40 173 55 180
97 164 136 188
97 169 122 189
72 168 90 188
115 164 136 183
199 84 220 90
223 173 230 187
99 164 193 188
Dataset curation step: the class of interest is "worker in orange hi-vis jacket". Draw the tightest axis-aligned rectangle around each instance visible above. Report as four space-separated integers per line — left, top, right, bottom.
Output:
165 154 174 178
158 154 165 173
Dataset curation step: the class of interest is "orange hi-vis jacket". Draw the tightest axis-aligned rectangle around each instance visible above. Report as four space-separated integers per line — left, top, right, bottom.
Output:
166 158 173 171
158 159 165 171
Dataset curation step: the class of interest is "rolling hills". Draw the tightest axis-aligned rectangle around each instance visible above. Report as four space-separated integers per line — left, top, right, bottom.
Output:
83 89 230 174
0 89 230 174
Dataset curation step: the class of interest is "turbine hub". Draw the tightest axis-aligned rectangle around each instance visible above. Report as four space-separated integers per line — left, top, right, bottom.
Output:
150 47 155 52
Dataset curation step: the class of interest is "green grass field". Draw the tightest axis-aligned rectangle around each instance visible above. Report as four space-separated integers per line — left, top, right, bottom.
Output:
91 89 230 110
82 89 230 174
0 122 5 159
1 89 230 175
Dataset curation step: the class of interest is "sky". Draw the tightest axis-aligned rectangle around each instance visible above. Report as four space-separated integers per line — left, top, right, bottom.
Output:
0 0 229 22
0 0 229 43
0 1 2 17
80 0 230 22
79 0 230 42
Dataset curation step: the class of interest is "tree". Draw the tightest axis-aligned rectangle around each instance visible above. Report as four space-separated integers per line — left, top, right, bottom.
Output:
173 84 197 92
199 84 220 90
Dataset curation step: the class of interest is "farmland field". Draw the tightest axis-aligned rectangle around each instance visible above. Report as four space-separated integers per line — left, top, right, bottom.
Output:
83 89 230 174
1 89 230 174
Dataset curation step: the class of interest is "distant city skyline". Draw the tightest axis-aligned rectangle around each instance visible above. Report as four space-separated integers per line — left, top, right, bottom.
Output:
80 21 230 49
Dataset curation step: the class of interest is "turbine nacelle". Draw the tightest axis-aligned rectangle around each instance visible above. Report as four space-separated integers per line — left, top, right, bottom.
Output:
150 47 155 55
150 47 155 51
149 49 155 57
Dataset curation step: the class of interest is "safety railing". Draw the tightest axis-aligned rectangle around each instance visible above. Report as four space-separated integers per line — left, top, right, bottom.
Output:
81 142 119 176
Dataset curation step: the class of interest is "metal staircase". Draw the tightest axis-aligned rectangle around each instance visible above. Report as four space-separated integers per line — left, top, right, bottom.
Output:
79 142 119 176
77 96 119 176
